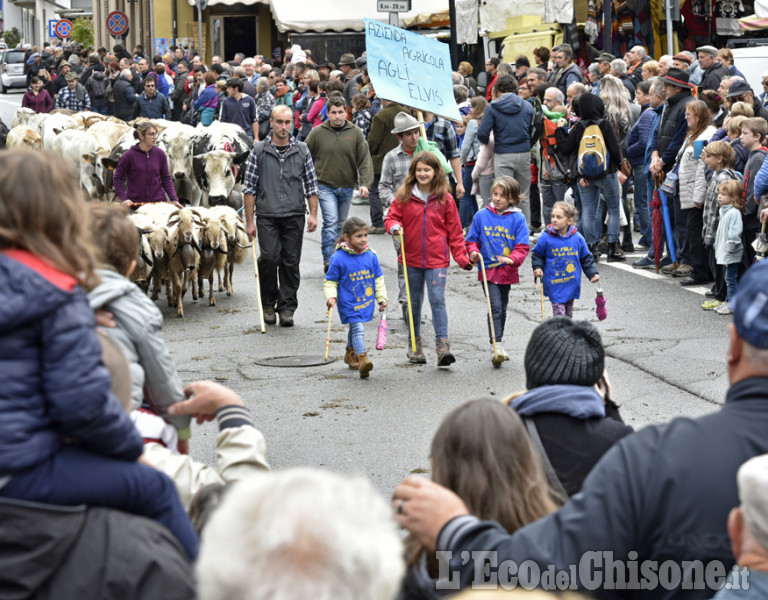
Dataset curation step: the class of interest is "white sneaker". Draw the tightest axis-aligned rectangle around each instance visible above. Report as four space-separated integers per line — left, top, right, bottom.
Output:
715 302 733 315
497 344 510 361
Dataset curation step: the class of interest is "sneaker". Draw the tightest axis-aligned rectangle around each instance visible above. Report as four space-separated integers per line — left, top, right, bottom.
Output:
278 310 294 327
632 256 656 269
369 226 386 235
407 336 426 364
436 338 456 367
661 263 677 275
263 306 277 325
671 264 693 277
702 299 723 311
715 302 733 315
497 345 510 361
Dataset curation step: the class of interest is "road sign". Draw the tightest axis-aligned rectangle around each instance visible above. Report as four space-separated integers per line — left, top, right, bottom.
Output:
106 11 129 37
54 19 73 39
48 20 57 38
377 0 411 11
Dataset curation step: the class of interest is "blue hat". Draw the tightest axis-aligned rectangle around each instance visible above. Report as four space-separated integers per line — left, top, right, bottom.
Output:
732 260 768 350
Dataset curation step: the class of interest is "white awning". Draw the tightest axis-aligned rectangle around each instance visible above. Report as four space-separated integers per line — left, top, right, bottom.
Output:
189 0 450 33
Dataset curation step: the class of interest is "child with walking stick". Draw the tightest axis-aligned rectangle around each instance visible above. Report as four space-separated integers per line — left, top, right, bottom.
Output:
324 217 387 378
532 201 599 318
385 151 472 366
466 177 530 363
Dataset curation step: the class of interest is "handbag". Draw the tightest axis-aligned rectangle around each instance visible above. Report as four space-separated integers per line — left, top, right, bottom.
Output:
258 118 271 141
660 164 679 195
619 157 632 177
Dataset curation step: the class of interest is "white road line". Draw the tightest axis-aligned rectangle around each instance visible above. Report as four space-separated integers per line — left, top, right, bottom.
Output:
599 255 710 296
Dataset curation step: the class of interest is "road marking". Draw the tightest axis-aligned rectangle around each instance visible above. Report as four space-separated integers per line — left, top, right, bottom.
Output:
600 255 709 296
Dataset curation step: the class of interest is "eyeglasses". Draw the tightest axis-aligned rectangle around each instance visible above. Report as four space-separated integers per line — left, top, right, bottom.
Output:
145 84 156 87
144 132 158 137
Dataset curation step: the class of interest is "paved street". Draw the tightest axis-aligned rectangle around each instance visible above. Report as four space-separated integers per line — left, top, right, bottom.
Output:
0 93 732 499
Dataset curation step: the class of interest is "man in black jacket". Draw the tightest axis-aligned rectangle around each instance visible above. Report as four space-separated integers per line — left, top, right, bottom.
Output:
697 45 731 93
393 259 768 600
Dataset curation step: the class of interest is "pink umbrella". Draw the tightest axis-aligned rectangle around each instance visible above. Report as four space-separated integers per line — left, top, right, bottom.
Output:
595 287 607 321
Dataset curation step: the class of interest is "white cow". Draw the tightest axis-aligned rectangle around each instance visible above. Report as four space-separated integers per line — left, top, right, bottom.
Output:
47 129 105 197
41 114 79 151
86 129 137 202
6 125 42 151
192 121 252 207
158 123 201 206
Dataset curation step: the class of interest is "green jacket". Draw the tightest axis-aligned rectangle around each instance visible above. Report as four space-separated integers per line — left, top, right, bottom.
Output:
305 119 373 189
367 102 410 175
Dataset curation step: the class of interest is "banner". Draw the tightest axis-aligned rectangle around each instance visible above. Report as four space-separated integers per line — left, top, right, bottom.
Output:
364 17 461 122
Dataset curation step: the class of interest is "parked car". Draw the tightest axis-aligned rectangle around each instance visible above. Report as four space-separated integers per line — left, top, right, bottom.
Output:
0 49 28 93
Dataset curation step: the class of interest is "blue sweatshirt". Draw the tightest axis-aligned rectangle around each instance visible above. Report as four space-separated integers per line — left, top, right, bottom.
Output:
477 93 534 154
324 244 387 324
531 225 598 303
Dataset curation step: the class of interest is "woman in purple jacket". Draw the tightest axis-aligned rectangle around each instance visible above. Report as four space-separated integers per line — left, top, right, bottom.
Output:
21 77 53 113
113 121 181 208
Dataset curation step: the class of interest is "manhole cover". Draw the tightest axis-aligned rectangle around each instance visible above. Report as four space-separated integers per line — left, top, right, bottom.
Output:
254 355 337 367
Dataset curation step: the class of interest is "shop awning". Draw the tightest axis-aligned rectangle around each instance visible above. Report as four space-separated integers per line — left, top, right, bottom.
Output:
188 0 450 33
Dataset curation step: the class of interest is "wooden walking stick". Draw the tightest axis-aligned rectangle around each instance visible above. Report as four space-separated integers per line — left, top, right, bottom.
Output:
398 230 417 355
324 306 334 361
537 276 546 322
251 241 266 333
478 256 502 367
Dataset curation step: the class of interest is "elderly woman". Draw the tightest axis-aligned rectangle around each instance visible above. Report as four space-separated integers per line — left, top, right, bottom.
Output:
253 76 276 141
641 60 659 80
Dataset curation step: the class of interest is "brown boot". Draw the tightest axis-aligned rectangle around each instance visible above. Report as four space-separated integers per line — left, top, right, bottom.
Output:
436 338 456 367
344 346 359 369
407 336 426 364
357 353 373 378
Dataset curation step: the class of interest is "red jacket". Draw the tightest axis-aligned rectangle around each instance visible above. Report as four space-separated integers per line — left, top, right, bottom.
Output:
385 191 471 270
485 73 498 102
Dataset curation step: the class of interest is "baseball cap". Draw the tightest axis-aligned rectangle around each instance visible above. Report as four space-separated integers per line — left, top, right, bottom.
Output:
727 79 753 99
731 259 768 349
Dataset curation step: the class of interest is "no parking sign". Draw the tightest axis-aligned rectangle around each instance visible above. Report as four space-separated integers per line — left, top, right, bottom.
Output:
106 11 129 37
54 19 73 39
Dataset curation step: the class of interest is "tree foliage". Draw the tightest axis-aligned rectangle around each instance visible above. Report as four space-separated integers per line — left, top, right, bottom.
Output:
3 27 20 49
70 17 94 48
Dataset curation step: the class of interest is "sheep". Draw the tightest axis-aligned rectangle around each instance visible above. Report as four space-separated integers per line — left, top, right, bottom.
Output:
6 125 42 152
11 107 35 128
207 205 250 297
130 212 171 302
167 207 205 318
195 208 229 307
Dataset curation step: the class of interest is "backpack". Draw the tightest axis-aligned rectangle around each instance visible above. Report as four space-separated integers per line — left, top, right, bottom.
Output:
578 121 609 178
90 76 107 100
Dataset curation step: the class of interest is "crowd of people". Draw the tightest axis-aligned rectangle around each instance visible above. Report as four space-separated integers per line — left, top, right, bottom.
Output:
3 35 768 599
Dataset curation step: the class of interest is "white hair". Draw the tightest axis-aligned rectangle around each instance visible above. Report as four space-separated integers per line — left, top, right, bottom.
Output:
632 45 648 58
544 87 565 104
121 68 133 79
197 469 405 600
256 76 270 92
610 59 627 76
659 55 673 67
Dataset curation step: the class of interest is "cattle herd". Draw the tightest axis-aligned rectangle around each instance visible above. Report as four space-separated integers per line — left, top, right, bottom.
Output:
4 109 254 318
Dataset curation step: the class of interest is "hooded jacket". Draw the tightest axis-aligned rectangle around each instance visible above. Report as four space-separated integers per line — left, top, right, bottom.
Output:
510 386 633 496
677 126 716 210
385 187 471 270
531 225 598 303
554 94 623 176
85 69 110 109
323 243 387 324
0 251 143 477
112 144 178 204
477 92 535 154
87 269 191 438
714 204 744 265
0 497 195 600
21 88 53 114
465 205 530 284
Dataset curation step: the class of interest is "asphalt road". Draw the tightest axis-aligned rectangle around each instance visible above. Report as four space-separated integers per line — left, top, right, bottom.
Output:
0 93 732 499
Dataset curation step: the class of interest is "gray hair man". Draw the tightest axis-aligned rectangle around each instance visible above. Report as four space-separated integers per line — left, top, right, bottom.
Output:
394 259 768 599
626 45 648 86
611 58 636 100
197 469 405 600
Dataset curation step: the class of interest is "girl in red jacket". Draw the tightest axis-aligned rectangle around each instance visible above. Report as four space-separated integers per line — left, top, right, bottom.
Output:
385 151 472 366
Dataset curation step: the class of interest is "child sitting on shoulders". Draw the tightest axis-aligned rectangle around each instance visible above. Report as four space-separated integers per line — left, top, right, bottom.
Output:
325 217 388 378
467 177 530 363
532 201 599 318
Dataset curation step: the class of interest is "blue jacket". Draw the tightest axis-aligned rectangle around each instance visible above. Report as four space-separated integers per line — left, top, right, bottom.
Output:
625 105 655 167
477 93 534 154
324 244 386 324
0 251 143 476
531 225 598 303
753 149 768 200
642 105 663 176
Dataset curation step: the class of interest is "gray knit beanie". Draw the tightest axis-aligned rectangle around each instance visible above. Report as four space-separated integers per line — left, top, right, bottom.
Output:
524 318 604 389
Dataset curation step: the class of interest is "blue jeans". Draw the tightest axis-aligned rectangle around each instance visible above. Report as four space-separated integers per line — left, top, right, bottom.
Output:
459 165 478 228
579 174 621 244
91 105 108 115
318 185 353 263
724 263 739 302
483 282 510 343
407 267 448 342
632 172 651 247
347 322 365 355
0 445 199 560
